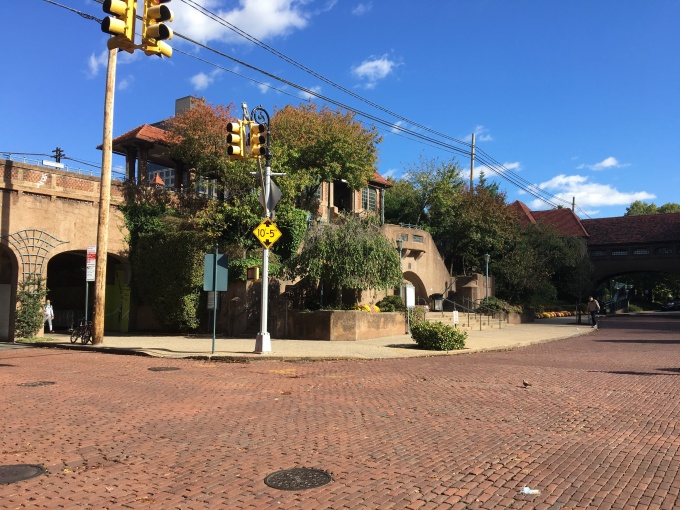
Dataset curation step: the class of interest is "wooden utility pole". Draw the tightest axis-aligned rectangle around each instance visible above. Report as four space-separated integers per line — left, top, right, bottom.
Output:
92 47 117 345
469 132 475 193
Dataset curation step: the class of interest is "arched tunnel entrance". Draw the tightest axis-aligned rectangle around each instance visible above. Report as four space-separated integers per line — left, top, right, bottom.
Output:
46 251 130 332
0 244 17 340
403 271 428 307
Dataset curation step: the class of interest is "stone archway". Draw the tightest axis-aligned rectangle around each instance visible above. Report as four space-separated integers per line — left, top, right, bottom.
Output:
403 270 428 306
46 251 130 333
0 244 18 340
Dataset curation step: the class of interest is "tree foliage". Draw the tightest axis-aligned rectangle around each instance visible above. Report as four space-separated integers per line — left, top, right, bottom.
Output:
287 215 402 306
625 200 680 216
271 103 382 212
15 276 48 338
165 98 254 200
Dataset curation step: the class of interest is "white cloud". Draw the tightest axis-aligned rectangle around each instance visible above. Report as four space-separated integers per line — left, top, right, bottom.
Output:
117 76 134 91
299 85 322 101
352 55 398 89
463 125 493 143
381 168 397 179
577 156 629 171
526 173 655 210
190 69 222 91
172 0 316 45
467 161 520 182
352 2 373 15
390 120 407 134
87 50 108 77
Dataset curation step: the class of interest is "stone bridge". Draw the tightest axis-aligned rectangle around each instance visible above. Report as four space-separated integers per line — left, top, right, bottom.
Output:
582 214 680 284
0 158 128 340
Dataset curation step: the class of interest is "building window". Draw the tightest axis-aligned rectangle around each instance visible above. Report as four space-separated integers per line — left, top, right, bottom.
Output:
361 187 377 211
412 235 424 243
611 250 628 256
632 248 650 256
398 234 409 242
590 250 606 257
656 247 673 255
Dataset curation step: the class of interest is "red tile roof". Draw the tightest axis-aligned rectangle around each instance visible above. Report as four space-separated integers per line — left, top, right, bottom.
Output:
581 213 680 245
370 171 392 188
509 201 588 237
112 124 172 146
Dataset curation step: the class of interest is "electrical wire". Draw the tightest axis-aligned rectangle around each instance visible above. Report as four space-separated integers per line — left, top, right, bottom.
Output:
41 0 575 211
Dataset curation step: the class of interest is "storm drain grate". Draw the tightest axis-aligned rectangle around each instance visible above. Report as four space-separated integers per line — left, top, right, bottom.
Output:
0 464 46 485
264 468 332 491
148 367 180 372
18 381 55 387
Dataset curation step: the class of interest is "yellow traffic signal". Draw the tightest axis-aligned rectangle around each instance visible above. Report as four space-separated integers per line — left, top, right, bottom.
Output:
249 122 267 158
142 0 174 57
101 0 136 53
227 121 245 159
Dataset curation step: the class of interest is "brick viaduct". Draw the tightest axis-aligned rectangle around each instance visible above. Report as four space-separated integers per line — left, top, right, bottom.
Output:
0 158 127 340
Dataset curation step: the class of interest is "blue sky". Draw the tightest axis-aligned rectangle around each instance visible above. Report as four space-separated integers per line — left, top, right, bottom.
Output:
2 0 679 218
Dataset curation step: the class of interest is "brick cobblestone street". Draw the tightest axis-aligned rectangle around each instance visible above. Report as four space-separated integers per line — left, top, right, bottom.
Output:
2 314 680 509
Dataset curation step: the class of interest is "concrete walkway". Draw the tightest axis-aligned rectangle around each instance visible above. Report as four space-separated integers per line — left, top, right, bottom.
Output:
27 317 593 360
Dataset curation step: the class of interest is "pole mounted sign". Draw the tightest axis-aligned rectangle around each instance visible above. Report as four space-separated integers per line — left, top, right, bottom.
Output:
253 218 282 249
86 245 96 282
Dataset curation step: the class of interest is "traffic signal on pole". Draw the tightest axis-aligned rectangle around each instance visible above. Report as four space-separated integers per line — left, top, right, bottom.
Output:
249 122 267 158
227 121 245 160
101 0 136 53
142 0 174 57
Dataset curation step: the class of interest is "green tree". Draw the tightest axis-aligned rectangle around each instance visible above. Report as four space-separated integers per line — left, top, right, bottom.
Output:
15 276 48 338
287 215 402 306
271 103 382 212
625 201 680 216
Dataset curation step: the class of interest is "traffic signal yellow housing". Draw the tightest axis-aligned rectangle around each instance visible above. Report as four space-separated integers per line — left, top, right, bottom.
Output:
143 0 174 57
101 0 136 53
249 122 267 158
227 121 245 160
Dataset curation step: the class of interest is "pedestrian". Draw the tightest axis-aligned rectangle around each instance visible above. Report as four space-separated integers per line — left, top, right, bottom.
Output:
44 299 55 333
587 296 600 329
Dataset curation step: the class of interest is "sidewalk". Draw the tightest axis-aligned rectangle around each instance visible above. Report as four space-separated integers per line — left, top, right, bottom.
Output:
26 317 591 360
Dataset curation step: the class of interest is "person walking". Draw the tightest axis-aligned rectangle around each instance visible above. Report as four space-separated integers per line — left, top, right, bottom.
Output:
44 299 55 333
587 296 600 329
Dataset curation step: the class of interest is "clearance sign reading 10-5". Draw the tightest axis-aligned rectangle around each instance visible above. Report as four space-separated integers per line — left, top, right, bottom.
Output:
253 218 282 249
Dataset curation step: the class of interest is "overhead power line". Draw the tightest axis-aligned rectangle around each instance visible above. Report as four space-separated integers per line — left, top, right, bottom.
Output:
42 0 577 212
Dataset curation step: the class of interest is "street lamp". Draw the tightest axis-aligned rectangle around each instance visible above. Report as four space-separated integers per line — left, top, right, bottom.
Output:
397 238 404 297
484 253 490 302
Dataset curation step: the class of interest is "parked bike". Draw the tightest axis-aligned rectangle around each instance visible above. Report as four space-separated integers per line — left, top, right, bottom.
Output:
70 319 93 345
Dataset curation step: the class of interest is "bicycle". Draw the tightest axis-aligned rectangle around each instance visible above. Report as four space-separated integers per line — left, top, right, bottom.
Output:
70 319 93 345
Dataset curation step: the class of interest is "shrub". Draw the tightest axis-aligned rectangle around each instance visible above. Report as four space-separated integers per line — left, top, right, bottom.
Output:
355 304 380 312
481 296 522 314
628 303 643 312
376 295 406 312
411 320 467 351
15 276 48 339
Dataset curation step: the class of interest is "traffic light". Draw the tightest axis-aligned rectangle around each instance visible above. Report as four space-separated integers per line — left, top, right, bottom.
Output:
227 121 245 160
142 0 174 57
101 0 136 53
249 122 267 158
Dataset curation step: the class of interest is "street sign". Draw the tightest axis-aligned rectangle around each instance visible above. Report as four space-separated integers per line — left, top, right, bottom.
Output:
203 254 229 292
86 245 96 282
253 218 282 249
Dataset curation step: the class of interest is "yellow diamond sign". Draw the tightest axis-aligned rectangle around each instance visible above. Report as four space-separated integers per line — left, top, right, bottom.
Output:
253 218 282 249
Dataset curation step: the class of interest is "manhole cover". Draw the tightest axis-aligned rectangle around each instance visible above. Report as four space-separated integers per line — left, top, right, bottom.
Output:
264 468 332 491
18 381 55 387
148 367 180 372
0 464 46 485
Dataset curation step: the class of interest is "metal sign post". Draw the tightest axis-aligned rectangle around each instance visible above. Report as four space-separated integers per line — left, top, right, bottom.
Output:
203 248 228 354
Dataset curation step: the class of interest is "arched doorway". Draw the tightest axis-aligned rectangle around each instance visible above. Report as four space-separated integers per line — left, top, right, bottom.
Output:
46 251 130 332
0 244 17 341
403 270 428 307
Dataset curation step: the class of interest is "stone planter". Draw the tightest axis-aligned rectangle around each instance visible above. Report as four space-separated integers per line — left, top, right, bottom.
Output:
287 310 406 341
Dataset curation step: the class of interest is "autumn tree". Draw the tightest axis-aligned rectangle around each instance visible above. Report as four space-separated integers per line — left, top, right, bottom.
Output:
165 98 253 201
271 103 382 212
